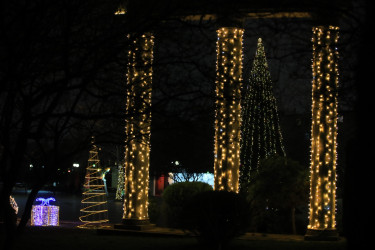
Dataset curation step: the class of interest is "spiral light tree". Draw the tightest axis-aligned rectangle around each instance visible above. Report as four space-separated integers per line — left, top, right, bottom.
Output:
305 25 339 240
78 141 109 229
214 27 244 193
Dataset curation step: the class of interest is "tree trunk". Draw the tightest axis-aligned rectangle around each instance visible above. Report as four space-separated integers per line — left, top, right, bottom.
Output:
1 183 17 250
17 184 44 232
291 206 296 235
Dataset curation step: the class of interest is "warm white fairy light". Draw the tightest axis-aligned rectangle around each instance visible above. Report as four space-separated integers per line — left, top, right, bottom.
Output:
9 196 18 214
214 27 243 193
307 26 339 233
78 142 109 229
123 33 154 222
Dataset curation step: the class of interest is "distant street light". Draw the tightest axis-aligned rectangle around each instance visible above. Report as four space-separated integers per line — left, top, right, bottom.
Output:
73 163 79 168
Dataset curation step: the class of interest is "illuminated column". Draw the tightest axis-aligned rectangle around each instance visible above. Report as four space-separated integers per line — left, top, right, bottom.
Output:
122 33 154 225
305 26 339 240
214 27 243 193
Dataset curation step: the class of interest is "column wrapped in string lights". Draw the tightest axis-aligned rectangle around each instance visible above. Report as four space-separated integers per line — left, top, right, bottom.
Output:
214 27 244 193
306 25 339 240
122 33 154 224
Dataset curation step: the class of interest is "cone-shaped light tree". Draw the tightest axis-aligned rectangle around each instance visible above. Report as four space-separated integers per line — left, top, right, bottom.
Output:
78 139 109 228
240 38 286 190
115 164 125 201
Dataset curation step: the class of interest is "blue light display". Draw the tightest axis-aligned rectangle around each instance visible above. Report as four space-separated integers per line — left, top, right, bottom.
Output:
31 197 59 226
36 197 56 206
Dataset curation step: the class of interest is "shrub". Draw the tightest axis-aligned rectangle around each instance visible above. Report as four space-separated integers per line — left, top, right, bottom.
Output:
181 190 251 249
148 196 162 225
162 181 212 228
245 155 309 234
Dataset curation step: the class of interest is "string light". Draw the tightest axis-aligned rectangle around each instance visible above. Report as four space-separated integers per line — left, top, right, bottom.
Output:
307 26 339 234
78 141 109 229
115 7 126 15
31 197 59 226
9 196 18 214
240 38 286 188
214 27 244 193
123 33 154 222
115 164 125 200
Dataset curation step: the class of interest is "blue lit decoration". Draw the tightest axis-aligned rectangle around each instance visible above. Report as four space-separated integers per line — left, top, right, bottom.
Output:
31 197 59 226
36 197 56 206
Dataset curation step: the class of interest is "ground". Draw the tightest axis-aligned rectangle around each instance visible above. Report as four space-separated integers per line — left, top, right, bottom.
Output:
2 188 347 250
2 224 347 250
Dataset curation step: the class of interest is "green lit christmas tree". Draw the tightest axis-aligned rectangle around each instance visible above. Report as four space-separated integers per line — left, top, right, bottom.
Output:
240 38 286 190
115 164 124 201
78 139 109 228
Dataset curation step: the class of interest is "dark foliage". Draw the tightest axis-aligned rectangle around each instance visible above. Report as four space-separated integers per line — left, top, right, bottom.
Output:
148 196 162 225
161 182 212 228
245 155 309 234
181 190 251 250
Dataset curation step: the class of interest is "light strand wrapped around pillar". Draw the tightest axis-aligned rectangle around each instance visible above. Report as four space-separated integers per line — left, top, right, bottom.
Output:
306 25 339 240
214 27 244 193
123 33 154 224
